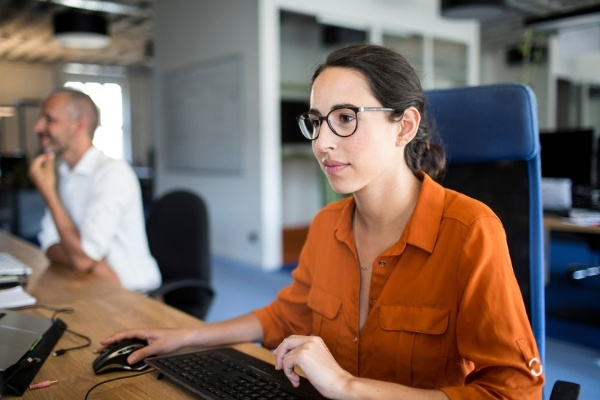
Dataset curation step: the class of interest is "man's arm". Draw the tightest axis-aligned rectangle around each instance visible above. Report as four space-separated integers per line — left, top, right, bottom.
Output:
29 153 113 278
46 243 119 284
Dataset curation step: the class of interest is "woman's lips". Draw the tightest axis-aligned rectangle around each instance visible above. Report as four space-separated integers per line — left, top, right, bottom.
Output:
322 159 348 175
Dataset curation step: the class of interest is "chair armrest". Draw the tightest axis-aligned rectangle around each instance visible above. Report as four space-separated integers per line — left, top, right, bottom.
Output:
550 380 581 400
148 279 215 299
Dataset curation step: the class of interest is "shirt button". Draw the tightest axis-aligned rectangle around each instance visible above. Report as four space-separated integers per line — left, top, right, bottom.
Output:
353 337 358 343
370 299 376 306
379 260 386 268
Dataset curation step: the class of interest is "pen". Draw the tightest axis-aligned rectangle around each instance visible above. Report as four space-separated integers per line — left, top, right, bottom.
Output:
29 380 58 389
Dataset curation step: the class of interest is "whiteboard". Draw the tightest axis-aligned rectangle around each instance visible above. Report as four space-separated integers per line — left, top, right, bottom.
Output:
163 55 242 174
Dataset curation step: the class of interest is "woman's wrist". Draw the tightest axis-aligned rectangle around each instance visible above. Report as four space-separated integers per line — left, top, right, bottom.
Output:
329 371 358 399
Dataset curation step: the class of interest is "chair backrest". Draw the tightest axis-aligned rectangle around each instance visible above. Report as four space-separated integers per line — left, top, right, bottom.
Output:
425 83 545 361
146 190 212 317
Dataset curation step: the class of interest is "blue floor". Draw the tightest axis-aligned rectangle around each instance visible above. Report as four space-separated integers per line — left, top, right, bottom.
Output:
205 255 600 399
545 274 600 352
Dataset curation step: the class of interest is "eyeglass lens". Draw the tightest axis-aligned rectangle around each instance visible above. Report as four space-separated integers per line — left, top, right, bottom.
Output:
298 108 357 140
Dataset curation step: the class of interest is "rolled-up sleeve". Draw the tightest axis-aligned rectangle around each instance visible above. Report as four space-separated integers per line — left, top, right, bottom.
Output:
441 216 544 399
38 209 59 252
254 235 315 349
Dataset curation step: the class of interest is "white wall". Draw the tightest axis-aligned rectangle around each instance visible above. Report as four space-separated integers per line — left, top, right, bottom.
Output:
555 52 600 85
153 0 271 268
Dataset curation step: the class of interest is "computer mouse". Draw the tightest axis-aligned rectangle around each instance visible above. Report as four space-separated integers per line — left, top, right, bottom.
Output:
92 338 149 374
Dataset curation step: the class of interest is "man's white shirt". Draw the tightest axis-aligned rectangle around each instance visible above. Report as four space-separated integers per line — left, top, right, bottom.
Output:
38 147 161 292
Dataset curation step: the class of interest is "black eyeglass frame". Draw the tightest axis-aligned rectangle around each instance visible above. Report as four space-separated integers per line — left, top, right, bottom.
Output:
296 106 396 141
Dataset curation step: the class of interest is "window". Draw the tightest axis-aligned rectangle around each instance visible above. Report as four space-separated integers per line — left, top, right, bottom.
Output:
64 81 124 160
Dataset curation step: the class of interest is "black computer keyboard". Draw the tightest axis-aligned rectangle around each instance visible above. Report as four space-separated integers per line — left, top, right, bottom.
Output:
146 347 326 399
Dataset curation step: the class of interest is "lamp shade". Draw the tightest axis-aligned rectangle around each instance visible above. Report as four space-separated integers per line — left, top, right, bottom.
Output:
53 11 111 49
441 0 506 20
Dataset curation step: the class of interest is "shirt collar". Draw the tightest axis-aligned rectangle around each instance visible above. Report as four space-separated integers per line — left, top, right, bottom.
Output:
406 172 444 254
59 147 102 177
334 172 445 255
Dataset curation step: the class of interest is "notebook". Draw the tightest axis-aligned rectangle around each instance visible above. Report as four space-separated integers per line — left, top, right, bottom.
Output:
0 286 37 309
146 346 326 399
0 309 53 372
0 309 66 396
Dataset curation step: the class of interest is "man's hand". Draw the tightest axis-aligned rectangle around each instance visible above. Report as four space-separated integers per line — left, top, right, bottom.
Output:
28 152 57 196
93 259 121 285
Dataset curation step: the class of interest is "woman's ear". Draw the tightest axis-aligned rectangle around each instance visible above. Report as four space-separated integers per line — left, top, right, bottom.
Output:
396 106 420 147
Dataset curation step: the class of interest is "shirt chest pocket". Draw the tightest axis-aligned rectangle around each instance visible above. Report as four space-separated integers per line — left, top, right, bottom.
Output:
378 305 450 388
380 305 448 334
307 287 342 341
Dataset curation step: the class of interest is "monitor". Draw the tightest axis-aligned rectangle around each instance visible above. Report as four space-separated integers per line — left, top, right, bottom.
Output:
539 128 596 187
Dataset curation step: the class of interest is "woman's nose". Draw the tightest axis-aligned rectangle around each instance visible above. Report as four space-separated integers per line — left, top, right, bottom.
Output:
313 122 337 151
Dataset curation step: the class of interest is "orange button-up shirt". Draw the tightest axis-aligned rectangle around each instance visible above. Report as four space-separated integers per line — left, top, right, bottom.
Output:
254 173 544 399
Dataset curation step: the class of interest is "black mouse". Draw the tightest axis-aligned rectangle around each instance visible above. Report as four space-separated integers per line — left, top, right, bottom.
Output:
92 338 149 374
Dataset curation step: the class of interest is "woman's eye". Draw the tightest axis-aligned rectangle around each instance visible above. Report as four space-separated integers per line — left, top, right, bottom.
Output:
338 113 355 124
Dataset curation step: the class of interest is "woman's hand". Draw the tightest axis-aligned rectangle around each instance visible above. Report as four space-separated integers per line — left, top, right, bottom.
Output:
98 327 195 365
274 335 353 398
98 313 265 367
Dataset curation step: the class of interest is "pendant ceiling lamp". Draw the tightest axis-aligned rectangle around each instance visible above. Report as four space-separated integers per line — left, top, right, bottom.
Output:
441 0 506 20
53 10 111 49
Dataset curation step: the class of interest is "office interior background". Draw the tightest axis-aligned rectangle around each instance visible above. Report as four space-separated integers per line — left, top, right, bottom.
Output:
0 0 599 396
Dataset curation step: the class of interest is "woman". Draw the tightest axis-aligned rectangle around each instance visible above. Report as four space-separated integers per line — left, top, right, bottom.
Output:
100 43 544 399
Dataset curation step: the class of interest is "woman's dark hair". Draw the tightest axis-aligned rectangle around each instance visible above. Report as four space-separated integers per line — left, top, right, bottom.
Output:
311 43 446 180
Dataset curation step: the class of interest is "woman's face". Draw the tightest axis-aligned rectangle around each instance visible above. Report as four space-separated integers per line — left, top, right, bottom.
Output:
310 67 404 195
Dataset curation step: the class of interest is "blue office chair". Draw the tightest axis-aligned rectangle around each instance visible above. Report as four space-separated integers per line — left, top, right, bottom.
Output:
425 83 580 400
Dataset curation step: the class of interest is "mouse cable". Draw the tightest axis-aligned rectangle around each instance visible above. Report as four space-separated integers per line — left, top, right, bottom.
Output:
16 304 75 316
52 327 92 356
83 368 156 400
16 304 92 356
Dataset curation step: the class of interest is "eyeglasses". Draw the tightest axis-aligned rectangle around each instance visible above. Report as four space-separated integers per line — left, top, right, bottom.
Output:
296 107 396 141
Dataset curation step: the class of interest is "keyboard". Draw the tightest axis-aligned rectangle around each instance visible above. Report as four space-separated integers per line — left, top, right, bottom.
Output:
146 347 326 399
0 253 32 276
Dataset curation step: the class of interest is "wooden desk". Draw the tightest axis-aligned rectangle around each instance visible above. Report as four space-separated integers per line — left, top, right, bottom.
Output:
1 231 273 399
544 215 600 235
543 215 600 281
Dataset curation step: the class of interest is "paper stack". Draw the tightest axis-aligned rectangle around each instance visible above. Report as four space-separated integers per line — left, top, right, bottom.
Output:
0 286 37 308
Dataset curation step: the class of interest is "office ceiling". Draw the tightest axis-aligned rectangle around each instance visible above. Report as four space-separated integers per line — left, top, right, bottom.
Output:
0 0 154 67
0 0 599 67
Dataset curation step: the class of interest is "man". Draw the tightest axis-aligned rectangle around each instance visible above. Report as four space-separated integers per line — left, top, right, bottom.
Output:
28 88 161 292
